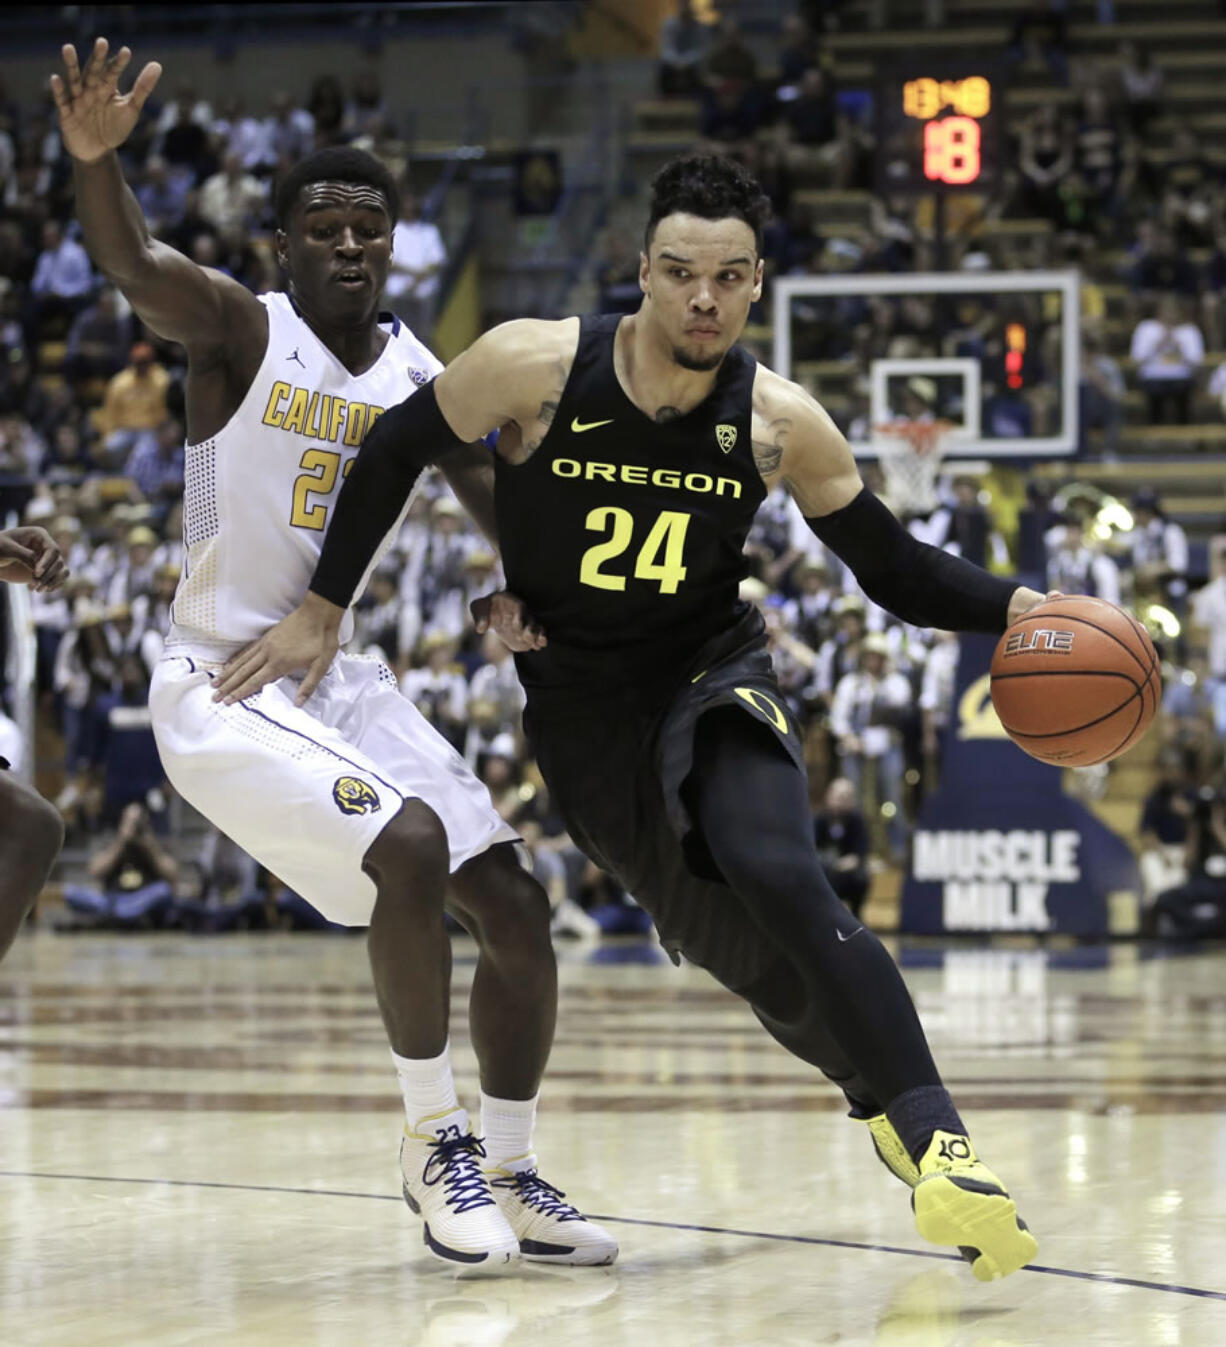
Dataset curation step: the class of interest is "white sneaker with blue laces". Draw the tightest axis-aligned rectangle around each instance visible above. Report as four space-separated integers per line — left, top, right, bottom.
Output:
400 1108 521 1275
486 1155 619 1266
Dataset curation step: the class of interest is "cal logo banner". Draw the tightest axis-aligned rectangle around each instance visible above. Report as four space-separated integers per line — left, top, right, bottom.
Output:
901 633 1139 936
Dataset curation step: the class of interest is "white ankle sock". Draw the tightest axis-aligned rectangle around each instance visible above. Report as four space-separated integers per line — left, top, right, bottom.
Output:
480 1091 539 1168
391 1042 459 1128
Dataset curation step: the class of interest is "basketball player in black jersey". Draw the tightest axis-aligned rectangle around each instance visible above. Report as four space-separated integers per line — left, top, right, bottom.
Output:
0 527 68 962
219 155 1046 1281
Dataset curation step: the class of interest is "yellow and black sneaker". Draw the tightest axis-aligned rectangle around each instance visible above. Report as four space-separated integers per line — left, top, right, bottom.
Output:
911 1131 1038 1282
862 1114 921 1188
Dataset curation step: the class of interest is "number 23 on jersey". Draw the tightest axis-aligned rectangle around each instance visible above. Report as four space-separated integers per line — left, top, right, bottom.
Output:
580 506 691 595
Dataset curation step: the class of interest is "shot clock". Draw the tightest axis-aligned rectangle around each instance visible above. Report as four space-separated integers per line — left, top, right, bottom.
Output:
877 64 1002 194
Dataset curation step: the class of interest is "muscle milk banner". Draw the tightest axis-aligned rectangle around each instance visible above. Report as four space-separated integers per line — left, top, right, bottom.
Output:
901 633 1140 935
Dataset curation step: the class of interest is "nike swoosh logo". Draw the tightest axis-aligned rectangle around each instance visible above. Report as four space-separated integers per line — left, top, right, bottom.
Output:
836 927 865 943
571 417 614 433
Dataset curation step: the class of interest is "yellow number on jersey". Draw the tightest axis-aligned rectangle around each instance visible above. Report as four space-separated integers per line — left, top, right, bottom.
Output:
635 510 690 594
579 506 692 595
290 449 353 531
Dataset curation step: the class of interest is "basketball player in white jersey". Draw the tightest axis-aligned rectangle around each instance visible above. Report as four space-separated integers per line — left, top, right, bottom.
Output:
0 527 68 965
51 38 616 1274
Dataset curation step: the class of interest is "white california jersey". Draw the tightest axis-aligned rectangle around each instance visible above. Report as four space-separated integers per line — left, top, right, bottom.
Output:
167 292 441 658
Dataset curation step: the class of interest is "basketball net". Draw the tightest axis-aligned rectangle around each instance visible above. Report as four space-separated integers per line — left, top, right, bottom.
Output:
872 418 954 518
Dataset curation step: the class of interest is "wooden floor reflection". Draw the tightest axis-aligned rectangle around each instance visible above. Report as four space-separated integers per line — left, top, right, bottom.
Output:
1 932 1224 1345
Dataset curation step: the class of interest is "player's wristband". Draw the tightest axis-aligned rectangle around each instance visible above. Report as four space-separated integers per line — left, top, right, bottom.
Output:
805 487 1016 634
310 379 467 609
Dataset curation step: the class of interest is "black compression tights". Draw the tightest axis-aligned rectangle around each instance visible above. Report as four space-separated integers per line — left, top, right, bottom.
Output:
684 707 943 1110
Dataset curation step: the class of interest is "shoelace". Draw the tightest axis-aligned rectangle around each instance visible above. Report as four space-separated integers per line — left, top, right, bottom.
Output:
421 1131 495 1213
491 1169 580 1221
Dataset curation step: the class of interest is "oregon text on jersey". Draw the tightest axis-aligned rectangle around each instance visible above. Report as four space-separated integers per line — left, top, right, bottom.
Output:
551 457 744 497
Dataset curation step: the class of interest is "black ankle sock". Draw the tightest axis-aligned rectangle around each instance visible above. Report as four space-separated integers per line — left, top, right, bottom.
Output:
885 1085 966 1164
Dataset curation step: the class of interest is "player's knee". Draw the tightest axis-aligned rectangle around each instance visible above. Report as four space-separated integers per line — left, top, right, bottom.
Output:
452 848 551 953
363 801 449 895
0 786 63 895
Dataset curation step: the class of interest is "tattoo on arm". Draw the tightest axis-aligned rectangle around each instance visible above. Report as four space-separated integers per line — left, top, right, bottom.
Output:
752 417 789 477
518 357 568 459
653 405 683 424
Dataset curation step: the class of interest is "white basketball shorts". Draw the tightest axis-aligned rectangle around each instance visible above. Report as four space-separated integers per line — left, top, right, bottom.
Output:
150 651 518 925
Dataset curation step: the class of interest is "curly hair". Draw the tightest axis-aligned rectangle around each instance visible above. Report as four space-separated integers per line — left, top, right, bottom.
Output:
274 147 400 229
644 154 772 256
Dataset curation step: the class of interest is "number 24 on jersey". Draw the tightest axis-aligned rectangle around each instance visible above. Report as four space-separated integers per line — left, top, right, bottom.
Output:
580 506 691 595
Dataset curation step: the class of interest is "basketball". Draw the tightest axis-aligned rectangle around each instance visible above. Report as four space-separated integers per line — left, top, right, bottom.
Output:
989 595 1162 767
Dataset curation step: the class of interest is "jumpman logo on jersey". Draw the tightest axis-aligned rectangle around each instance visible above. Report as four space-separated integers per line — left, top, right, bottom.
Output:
286 348 305 368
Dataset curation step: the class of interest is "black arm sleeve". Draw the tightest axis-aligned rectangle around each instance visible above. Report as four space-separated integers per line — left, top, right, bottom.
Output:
805 487 1018 634
309 379 467 608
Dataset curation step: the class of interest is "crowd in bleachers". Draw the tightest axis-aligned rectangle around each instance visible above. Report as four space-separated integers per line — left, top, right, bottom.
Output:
4 3 1226 935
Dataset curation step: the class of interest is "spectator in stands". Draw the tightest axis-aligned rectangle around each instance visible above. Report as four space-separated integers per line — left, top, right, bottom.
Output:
385 193 446 340
63 801 178 927
1130 296 1205 426
399 630 468 750
24 218 93 352
919 628 958 789
1117 42 1164 137
1045 511 1121 605
264 91 315 171
658 0 712 98
929 476 1009 570
781 556 839 652
345 68 388 141
154 81 216 185
352 567 402 664
105 525 159 610
830 633 911 857
132 561 180 674
1138 754 1192 908
305 74 345 148
816 594 867 701
1124 487 1189 616
780 68 842 186
1008 0 1069 83
776 15 822 94
1160 126 1218 249
198 151 268 237
813 776 870 919
1079 327 1125 459
95 342 171 467
133 155 190 237
63 285 131 387
53 599 118 826
1132 225 1200 300
1152 783 1226 941
468 629 526 740
1072 85 1135 235
125 417 185 515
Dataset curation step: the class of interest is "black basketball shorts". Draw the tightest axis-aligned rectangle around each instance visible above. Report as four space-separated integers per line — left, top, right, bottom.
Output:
522 625 807 991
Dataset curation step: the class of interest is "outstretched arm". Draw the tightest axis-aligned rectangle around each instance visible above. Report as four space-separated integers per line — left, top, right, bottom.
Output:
53 38 262 352
752 368 1045 632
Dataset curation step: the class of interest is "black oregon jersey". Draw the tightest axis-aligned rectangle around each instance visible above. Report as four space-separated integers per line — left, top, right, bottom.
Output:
495 314 765 688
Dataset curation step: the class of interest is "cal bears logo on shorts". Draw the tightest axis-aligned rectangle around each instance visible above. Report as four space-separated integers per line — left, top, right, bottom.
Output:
333 776 381 816
407 366 429 387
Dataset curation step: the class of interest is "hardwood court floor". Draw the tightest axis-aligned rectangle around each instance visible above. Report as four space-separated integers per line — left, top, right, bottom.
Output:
0 931 1223 1345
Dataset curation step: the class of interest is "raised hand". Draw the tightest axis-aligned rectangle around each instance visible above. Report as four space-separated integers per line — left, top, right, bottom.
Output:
50 37 162 164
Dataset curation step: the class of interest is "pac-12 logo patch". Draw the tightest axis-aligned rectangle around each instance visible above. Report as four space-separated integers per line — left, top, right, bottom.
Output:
407 366 429 387
333 776 381 816
715 423 737 453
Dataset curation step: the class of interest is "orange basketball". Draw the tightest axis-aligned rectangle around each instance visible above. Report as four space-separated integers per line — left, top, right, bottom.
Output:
989 595 1161 767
